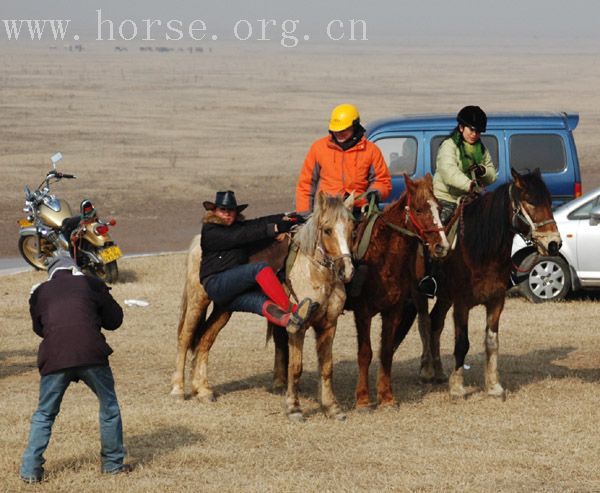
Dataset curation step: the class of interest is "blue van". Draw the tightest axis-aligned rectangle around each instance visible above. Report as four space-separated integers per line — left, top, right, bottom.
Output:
366 112 582 208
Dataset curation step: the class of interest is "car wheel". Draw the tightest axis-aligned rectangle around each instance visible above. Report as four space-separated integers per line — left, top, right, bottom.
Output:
518 255 571 303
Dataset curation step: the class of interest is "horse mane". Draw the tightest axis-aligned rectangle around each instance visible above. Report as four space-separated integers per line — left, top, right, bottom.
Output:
293 195 350 256
462 172 550 264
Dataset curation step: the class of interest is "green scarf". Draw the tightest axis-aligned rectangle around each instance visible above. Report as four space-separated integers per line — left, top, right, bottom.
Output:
450 130 485 175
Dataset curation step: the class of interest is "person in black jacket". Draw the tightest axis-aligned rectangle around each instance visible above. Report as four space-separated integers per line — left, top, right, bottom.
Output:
200 190 318 334
20 251 131 484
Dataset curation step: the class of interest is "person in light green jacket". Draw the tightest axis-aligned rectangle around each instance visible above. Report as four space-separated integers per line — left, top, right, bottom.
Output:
416 106 497 297
433 105 497 224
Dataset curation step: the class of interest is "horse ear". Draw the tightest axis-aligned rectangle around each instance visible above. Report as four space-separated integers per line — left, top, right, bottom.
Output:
423 172 433 188
317 191 326 211
511 168 524 187
344 191 355 211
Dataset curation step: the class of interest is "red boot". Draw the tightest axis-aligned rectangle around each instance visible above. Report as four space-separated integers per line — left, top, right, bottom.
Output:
261 298 320 335
262 301 291 328
256 266 294 311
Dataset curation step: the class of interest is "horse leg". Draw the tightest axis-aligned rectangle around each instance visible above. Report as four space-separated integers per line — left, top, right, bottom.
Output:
285 330 306 422
484 296 506 399
354 306 374 409
271 322 289 394
377 306 404 407
314 324 345 420
190 309 232 402
448 302 470 399
429 297 452 383
170 289 210 398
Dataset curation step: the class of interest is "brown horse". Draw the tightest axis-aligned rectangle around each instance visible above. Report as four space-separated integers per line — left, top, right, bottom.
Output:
396 168 561 399
349 173 450 408
171 192 354 421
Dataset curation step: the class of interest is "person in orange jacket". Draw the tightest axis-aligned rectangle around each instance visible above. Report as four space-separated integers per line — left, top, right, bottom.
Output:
295 104 392 214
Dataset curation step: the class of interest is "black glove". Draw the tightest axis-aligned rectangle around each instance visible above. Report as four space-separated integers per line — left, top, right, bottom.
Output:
285 212 306 224
365 191 380 206
468 164 486 178
274 219 294 233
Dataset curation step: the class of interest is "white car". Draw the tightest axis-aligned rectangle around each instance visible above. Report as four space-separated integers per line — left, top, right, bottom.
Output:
512 187 600 302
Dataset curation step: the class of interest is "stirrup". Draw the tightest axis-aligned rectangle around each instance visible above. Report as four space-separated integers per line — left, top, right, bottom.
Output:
417 275 437 299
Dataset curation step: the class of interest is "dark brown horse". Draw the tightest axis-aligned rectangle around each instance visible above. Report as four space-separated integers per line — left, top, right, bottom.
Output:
349 173 450 408
396 168 561 398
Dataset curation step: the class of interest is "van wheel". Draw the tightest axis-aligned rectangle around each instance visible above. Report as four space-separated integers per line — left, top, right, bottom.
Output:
518 255 570 303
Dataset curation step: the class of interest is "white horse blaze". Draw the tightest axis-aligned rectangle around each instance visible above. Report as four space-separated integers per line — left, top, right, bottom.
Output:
335 221 353 281
428 199 450 250
335 222 351 256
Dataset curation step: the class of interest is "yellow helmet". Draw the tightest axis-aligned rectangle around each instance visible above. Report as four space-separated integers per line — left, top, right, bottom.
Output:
329 103 360 132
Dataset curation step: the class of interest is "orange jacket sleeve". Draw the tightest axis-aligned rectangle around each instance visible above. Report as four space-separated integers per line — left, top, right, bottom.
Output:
364 144 392 203
295 143 318 214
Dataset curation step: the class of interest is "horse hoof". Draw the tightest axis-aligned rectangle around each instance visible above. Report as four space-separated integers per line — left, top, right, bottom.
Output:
487 386 507 401
419 368 435 382
197 392 217 403
378 399 397 409
434 374 449 384
270 384 286 396
169 388 185 399
355 403 373 413
449 386 467 401
287 412 305 423
325 406 347 421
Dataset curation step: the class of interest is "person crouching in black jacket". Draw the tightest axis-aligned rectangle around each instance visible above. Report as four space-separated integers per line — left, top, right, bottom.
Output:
200 190 318 334
20 251 131 484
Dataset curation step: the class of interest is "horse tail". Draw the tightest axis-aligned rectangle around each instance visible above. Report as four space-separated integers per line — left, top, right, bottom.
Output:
179 234 210 352
394 300 418 350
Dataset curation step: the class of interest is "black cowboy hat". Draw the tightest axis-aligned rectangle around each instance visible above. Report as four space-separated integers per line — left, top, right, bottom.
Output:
203 190 248 212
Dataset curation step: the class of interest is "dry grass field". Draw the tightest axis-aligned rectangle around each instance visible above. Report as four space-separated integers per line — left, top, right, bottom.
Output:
2 40 600 257
1 254 600 492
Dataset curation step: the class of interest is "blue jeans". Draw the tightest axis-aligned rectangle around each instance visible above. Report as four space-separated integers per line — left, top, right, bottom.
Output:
20 365 125 477
203 262 271 315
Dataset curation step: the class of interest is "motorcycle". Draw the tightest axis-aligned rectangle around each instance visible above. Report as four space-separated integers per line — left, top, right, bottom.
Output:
18 152 122 283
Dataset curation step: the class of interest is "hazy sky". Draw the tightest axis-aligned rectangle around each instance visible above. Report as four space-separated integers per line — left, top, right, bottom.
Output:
2 0 600 40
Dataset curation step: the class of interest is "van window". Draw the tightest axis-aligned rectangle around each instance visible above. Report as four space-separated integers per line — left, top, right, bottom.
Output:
430 135 499 173
376 137 418 176
509 134 566 173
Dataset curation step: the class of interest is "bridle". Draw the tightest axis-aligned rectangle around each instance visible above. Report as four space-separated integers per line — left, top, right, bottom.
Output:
313 222 353 279
385 192 444 245
509 184 556 245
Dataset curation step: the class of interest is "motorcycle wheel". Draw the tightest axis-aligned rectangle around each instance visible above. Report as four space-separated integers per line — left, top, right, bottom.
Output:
18 235 52 270
95 261 119 284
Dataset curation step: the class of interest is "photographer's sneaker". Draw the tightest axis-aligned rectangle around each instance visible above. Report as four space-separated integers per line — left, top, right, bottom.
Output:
103 464 134 475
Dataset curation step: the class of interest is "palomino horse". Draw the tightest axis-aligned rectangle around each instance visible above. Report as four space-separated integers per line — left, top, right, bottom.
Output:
171 192 354 421
348 173 450 408
396 168 561 399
